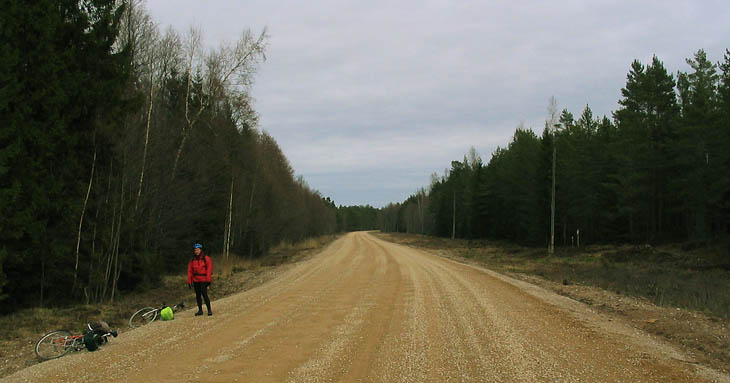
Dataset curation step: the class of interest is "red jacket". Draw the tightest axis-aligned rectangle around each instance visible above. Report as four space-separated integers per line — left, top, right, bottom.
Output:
188 253 212 284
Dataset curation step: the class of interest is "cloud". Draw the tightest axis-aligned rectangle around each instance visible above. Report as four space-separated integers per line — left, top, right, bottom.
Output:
282 123 510 173
146 0 730 206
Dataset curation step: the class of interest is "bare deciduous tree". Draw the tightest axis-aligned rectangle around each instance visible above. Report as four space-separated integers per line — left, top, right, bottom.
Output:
547 96 559 255
171 27 268 180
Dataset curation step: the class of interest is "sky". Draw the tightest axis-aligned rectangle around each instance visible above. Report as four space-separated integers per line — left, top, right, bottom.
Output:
146 0 730 207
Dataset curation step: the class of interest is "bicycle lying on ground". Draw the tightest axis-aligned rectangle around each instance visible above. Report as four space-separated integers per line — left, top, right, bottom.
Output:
128 301 185 328
35 321 118 360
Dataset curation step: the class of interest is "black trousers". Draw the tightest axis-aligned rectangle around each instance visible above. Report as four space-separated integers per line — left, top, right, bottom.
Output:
193 282 211 313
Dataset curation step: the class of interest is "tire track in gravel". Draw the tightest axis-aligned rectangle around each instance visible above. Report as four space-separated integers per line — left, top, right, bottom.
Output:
284 232 388 382
363 235 429 383
420 254 530 381
381 238 533 382
5 232 729 383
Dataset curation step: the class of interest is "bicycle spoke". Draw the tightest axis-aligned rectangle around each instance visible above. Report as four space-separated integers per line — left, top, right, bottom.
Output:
35 331 74 360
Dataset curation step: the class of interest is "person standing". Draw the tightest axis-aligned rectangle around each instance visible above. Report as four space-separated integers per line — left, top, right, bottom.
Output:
187 243 213 316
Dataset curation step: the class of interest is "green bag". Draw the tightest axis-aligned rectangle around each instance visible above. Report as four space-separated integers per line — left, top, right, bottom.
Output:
160 306 174 321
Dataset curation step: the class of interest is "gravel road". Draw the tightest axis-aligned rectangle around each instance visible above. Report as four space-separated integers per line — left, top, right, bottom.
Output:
6 232 728 382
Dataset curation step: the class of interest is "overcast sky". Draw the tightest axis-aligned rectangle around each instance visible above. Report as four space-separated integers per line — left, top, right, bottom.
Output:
146 1 729 207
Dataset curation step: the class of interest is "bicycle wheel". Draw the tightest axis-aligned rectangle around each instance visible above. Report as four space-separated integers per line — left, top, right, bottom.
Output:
129 307 157 328
35 330 74 360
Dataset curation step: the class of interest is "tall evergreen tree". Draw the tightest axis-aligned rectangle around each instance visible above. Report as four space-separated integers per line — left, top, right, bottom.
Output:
0 0 131 307
676 49 719 238
613 56 680 242
715 50 730 237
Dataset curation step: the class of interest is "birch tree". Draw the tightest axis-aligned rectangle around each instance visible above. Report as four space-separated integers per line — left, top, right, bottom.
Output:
170 27 268 180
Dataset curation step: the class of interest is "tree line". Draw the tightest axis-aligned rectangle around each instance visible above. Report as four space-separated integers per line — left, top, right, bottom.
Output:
381 50 730 247
0 0 338 312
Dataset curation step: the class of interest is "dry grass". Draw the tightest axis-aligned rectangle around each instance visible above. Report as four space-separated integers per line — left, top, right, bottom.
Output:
213 253 262 277
270 236 334 254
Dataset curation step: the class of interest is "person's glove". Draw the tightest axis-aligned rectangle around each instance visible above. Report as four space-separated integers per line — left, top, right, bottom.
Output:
206 282 211 288
188 283 192 289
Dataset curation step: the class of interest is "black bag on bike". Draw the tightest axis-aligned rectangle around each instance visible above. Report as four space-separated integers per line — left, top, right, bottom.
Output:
83 320 110 351
82 332 101 352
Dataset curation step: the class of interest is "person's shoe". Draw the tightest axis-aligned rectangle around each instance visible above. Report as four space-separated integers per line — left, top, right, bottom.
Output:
207 311 213 316
195 310 203 316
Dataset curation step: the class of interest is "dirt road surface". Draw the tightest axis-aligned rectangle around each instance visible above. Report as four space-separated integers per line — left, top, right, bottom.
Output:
7 232 729 382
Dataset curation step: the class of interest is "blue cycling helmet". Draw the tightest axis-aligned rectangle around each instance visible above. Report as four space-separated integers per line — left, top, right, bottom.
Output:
193 243 203 249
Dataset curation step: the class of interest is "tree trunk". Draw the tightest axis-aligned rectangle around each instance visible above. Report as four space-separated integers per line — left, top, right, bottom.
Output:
451 190 456 239
417 193 423 234
170 30 199 182
170 131 188 181
226 176 234 259
136 80 155 212
223 176 234 259
102 202 116 301
550 131 556 255
110 171 125 303
243 180 256 254
74 148 96 293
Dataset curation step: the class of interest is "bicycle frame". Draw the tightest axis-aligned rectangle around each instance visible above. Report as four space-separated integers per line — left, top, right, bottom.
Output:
53 334 84 351
35 328 117 360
